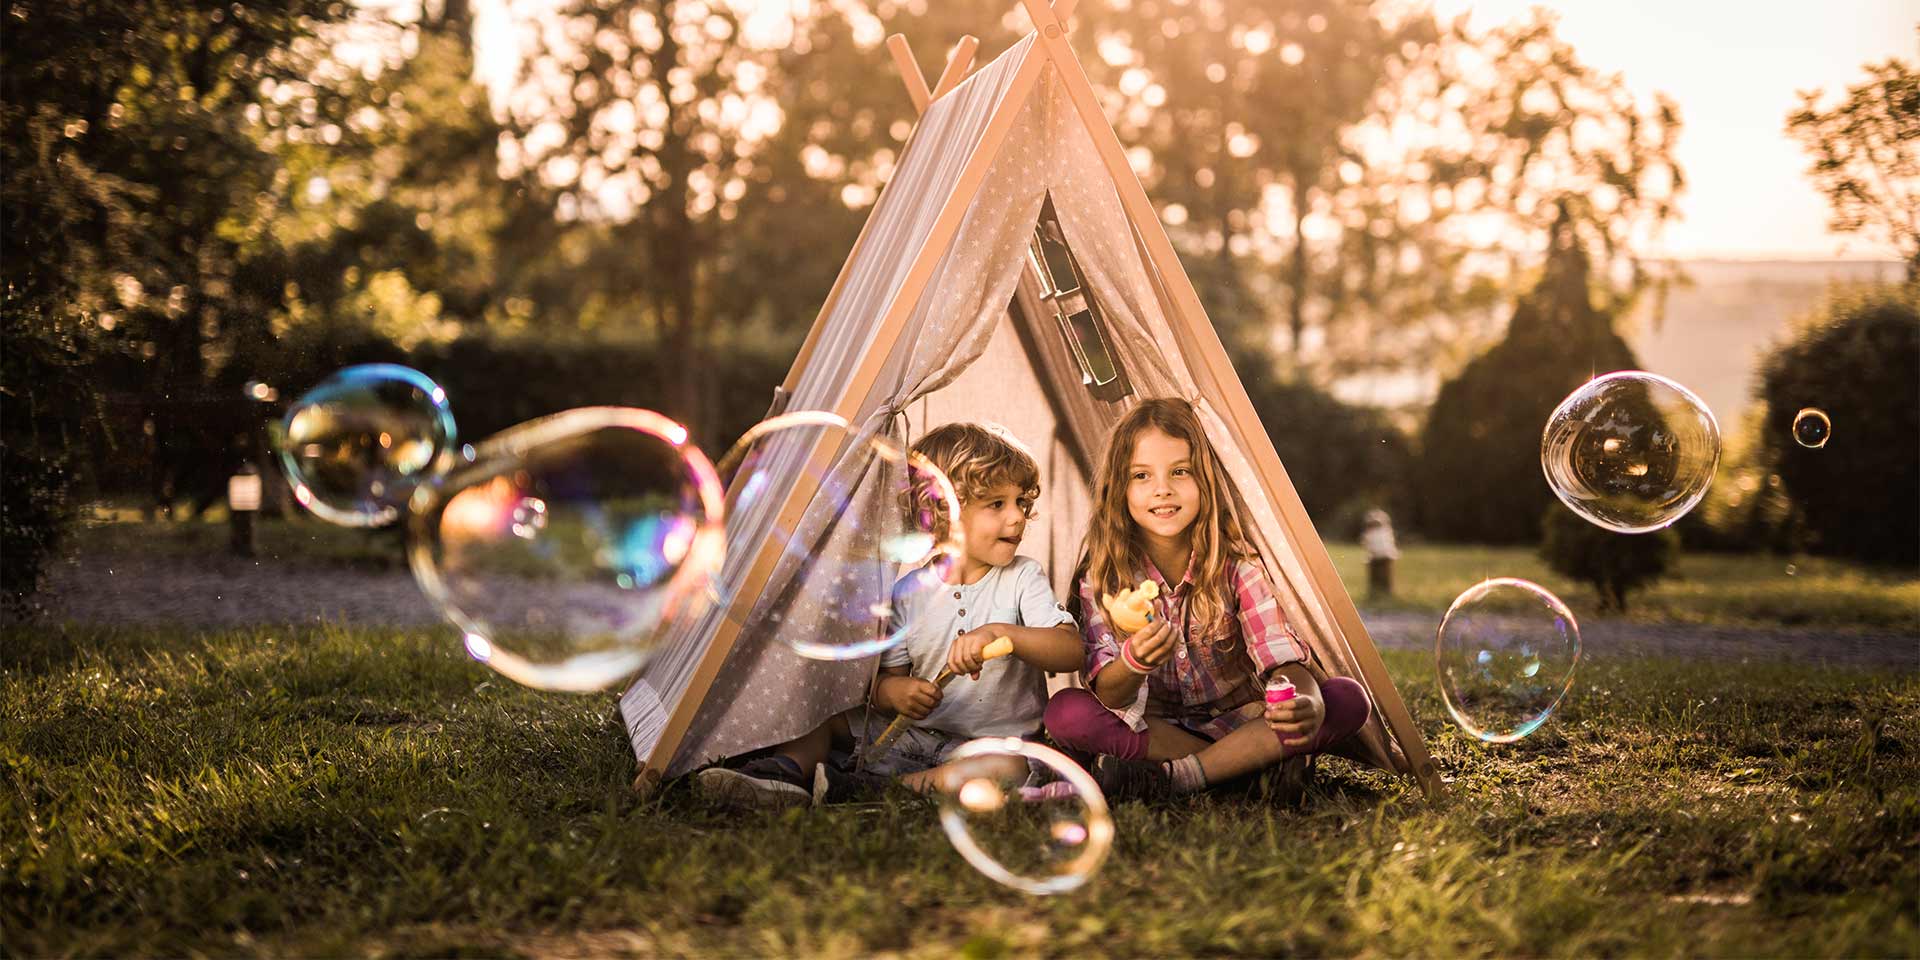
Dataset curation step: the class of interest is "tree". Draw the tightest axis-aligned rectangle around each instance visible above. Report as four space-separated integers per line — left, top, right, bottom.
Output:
495 0 935 436
1756 286 1920 566
1235 355 1412 529
1412 206 1639 543
1325 10 1683 378
1 0 350 513
1539 505 1676 613
1787 56 1920 281
1070 4 1682 381
1071 0 1431 351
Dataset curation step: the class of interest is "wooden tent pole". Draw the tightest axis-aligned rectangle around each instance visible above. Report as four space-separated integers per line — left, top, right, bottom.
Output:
886 34 933 114
1015 0 1443 800
640 45 1052 787
930 36 979 100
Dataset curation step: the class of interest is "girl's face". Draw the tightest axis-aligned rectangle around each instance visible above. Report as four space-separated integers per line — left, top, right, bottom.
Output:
1124 427 1201 544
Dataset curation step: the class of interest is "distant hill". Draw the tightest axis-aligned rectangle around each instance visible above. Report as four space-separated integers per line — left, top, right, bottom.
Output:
1624 259 1906 427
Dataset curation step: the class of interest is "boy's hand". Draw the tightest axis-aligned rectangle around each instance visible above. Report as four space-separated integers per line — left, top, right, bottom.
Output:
877 674 942 720
1126 619 1176 669
948 625 1012 679
1265 692 1325 748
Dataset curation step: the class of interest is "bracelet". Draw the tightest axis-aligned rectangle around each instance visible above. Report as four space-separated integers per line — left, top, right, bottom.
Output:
1119 640 1152 675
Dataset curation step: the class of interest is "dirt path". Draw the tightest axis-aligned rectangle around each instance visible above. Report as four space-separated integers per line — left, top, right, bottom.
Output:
32 549 1920 672
1361 612 1917 672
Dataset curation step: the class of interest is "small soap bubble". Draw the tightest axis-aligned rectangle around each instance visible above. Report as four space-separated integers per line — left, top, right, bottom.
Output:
1541 371 1720 533
279 364 457 527
711 411 962 661
1791 408 1831 449
1436 578 1580 744
408 407 724 692
937 738 1114 896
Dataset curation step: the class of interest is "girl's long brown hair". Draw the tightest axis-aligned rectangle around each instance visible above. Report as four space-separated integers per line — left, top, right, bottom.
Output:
1082 398 1256 639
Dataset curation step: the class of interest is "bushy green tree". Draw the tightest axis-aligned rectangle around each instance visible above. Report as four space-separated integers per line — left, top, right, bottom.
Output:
1412 208 1639 543
1235 352 1412 529
1539 505 1677 613
1756 286 1920 566
1 441 73 618
1 0 355 537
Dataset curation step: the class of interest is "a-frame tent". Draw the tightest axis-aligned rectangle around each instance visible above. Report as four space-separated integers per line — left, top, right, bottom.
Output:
620 0 1442 799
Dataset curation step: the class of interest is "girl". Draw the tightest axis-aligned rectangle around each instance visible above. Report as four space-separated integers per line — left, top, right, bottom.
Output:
1042 398 1371 799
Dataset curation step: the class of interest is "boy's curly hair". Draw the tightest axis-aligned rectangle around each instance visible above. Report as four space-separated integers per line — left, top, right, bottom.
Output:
906 423 1040 538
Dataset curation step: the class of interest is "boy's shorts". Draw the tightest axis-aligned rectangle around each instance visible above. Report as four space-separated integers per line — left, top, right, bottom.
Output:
833 708 1045 783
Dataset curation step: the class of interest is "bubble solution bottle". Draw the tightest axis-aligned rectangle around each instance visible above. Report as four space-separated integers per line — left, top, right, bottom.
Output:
1265 677 1297 704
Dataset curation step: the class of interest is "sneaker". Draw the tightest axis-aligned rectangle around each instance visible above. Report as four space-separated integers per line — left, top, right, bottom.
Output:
694 755 814 810
816 760 892 805
1092 755 1174 802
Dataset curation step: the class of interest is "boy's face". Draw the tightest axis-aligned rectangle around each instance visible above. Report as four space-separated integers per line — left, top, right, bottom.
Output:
959 481 1034 569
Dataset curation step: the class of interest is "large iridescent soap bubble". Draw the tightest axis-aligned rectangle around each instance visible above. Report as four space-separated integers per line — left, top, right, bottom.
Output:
710 411 963 662
937 738 1114 895
1436 578 1581 744
1541 371 1720 533
279 364 458 527
407 407 724 692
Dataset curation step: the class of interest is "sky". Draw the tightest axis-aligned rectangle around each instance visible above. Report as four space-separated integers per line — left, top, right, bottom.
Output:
1427 0 1916 261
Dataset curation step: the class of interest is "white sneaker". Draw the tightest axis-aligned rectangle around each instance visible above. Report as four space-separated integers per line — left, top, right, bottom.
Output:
693 757 813 810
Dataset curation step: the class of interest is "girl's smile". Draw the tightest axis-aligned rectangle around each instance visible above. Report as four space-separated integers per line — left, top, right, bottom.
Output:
1126 428 1201 543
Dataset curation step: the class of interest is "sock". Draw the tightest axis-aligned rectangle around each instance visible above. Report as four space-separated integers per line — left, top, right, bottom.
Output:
1018 781 1079 802
1165 755 1207 794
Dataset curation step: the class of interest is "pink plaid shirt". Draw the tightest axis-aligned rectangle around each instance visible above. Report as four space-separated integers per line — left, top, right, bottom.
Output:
1079 554 1307 736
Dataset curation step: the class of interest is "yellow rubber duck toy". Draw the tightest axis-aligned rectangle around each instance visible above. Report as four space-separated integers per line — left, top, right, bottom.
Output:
1101 579 1160 634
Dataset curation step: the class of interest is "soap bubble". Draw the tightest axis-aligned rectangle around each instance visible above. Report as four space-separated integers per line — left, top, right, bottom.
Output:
1436 578 1581 744
1791 408 1831 449
1541 371 1720 533
937 738 1114 895
279 364 457 527
710 411 962 661
406 407 724 692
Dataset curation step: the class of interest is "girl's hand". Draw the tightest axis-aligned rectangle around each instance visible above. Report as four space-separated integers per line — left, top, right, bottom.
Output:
878 675 942 720
1266 692 1324 748
947 626 1010 679
1126 619 1176 669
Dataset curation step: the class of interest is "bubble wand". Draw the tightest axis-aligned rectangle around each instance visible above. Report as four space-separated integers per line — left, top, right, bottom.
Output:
862 636 1014 762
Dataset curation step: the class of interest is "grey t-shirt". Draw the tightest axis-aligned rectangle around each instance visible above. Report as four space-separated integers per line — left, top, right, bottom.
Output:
881 555 1075 738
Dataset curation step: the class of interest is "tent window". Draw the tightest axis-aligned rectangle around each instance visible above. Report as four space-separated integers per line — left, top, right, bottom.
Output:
1028 194 1132 401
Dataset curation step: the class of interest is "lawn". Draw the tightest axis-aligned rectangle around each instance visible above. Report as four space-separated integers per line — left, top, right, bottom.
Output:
1322 542 1920 631
5 621 1916 956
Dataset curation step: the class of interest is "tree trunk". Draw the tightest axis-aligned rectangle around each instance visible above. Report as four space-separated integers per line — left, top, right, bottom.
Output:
651 0 707 441
1287 176 1310 354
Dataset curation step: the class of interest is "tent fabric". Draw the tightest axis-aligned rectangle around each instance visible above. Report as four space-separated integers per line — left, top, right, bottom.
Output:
619 37 1050 773
621 39 1406 779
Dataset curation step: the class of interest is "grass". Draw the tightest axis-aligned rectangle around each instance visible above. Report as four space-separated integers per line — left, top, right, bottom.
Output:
69 515 412 571
5 622 1917 956
1324 542 1920 631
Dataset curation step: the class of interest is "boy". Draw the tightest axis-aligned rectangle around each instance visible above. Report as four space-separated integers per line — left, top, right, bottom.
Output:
695 422 1084 809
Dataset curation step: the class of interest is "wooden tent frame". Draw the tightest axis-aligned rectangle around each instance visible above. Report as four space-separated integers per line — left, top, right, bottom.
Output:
637 0 1443 800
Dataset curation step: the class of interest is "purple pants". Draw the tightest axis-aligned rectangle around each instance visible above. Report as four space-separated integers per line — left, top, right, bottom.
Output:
1043 676 1371 763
